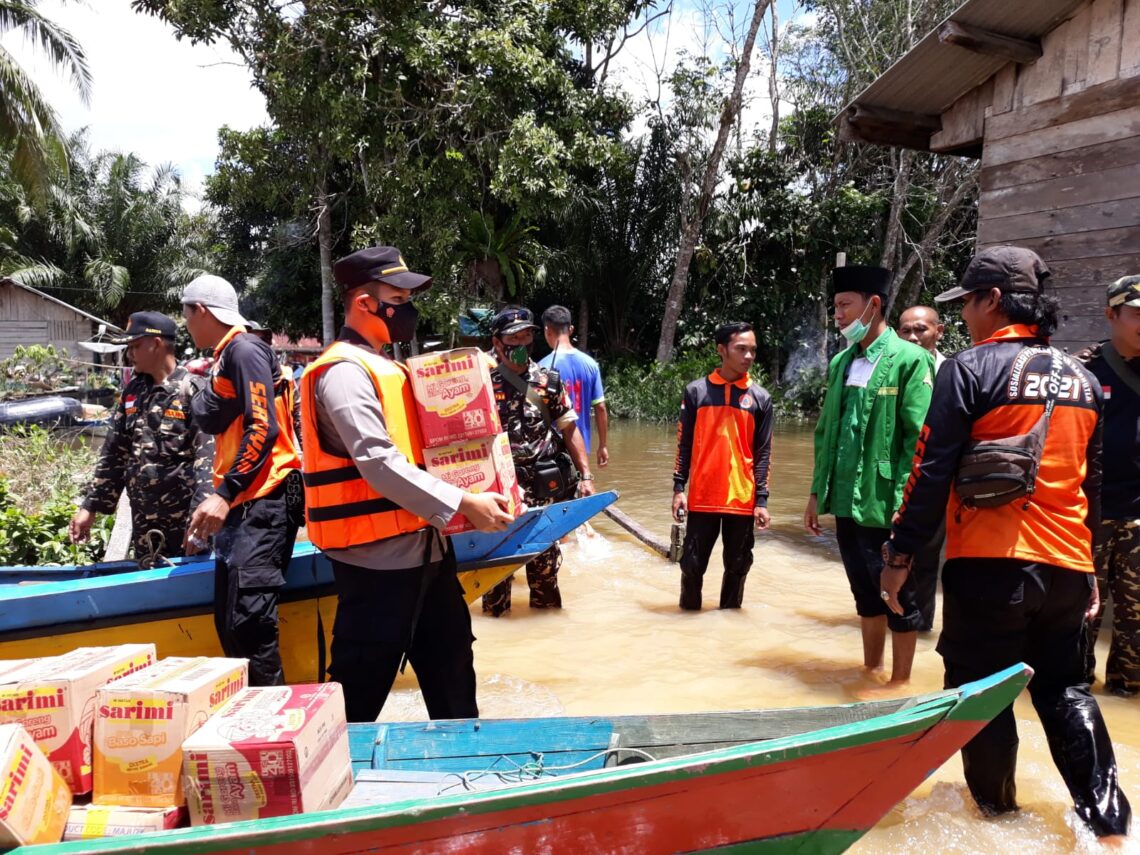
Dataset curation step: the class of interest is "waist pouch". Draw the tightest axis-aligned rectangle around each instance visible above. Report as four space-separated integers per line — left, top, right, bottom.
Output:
954 415 1046 509
531 452 579 502
284 469 307 528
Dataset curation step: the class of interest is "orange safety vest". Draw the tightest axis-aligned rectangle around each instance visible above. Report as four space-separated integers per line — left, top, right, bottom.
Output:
300 340 430 550
210 327 301 505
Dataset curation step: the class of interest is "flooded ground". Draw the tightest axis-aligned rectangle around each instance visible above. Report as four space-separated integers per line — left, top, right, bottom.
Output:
380 419 1139 854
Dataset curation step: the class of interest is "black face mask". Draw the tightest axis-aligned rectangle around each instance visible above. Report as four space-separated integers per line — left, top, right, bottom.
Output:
370 300 419 343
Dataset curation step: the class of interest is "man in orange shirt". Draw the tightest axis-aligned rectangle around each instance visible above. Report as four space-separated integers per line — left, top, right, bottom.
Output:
883 247 1130 841
672 322 773 610
182 275 303 687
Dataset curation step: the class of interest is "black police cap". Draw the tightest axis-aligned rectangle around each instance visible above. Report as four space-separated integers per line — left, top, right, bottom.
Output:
332 246 432 293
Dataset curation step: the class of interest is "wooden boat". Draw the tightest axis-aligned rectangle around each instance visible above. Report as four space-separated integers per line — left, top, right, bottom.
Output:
15 664 1032 855
0 491 617 682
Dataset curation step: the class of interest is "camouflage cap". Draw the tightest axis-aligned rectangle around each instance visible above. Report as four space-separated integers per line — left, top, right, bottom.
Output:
1107 274 1140 309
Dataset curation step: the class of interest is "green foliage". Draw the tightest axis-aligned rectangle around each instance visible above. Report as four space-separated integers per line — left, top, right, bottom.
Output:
0 343 108 399
0 425 110 565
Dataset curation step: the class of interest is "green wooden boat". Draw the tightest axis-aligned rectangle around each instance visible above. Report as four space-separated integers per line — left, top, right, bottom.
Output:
15 663 1031 854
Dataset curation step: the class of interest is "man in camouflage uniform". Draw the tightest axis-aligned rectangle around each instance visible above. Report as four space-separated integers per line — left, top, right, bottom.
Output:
70 312 214 568
1077 274 1140 697
482 306 596 616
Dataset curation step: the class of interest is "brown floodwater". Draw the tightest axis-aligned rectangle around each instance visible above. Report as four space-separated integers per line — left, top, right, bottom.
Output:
380 419 1140 854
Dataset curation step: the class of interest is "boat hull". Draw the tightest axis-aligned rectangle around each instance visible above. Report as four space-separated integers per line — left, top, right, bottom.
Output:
16 665 1032 855
0 494 618 682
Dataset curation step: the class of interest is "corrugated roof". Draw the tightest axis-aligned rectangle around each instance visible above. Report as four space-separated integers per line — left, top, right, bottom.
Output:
842 0 1087 121
0 278 122 331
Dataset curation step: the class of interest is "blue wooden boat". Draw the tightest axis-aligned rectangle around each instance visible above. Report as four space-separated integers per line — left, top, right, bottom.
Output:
0 492 617 681
16 664 1033 854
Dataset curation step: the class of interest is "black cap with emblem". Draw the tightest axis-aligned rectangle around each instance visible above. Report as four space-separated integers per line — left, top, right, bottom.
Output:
109 311 177 344
332 246 432 293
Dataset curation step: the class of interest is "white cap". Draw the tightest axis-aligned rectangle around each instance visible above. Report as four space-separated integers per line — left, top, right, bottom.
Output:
181 274 248 328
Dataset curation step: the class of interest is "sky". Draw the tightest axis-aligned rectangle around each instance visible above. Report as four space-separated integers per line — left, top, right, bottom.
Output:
2 1 810 204
2 0 267 203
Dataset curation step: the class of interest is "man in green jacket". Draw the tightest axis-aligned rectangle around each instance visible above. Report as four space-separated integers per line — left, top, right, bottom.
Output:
803 265 934 690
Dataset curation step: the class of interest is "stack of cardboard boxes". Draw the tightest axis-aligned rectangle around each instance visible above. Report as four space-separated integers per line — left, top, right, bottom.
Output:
0 648 356 845
407 347 522 534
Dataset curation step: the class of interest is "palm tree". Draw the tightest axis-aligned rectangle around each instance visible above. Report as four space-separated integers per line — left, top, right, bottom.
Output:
0 0 92 199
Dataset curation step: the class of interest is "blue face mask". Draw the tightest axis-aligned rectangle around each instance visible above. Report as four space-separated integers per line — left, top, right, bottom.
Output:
839 299 876 345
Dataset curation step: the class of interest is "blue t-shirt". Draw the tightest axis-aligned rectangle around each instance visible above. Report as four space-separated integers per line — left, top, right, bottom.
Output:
538 348 605 452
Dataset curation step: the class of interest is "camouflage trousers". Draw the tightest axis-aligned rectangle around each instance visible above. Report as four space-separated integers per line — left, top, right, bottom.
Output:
1087 518 1140 696
481 543 563 617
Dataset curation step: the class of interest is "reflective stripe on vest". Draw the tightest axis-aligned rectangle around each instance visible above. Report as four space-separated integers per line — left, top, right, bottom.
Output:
300 341 430 550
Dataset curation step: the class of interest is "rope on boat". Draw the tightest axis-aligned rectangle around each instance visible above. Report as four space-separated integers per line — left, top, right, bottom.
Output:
434 747 660 795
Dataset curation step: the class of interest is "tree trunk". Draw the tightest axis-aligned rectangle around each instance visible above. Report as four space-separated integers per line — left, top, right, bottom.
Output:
316 177 336 345
655 0 773 364
768 2 780 154
880 148 914 274
578 296 590 352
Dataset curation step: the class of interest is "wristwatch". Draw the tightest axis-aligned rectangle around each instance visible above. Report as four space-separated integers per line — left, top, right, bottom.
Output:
579 473 595 481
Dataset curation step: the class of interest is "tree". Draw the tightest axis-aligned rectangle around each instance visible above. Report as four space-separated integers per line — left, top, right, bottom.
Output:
655 0 772 363
0 134 209 323
0 0 92 200
133 0 636 343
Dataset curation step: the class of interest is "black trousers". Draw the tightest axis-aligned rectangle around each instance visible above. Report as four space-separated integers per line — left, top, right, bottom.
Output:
679 511 754 610
327 549 478 723
939 558 1131 838
834 517 922 632
912 518 946 632
212 488 298 688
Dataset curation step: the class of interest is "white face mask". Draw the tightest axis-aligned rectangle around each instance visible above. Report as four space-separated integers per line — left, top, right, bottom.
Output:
839 298 876 345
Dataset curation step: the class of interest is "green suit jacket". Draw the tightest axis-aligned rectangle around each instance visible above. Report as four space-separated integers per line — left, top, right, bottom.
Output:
811 329 934 529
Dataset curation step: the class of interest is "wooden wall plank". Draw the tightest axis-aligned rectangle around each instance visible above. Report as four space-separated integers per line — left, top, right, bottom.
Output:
980 162 1140 218
1019 22 1067 106
978 196 1140 244
986 74 1140 142
981 134 1140 191
1088 0 1124 85
978 223 1140 261
1064 3 1093 93
990 65 1018 116
1043 253 1137 289
932 80 992 152
1124 0 1140 76
984 102 1140 167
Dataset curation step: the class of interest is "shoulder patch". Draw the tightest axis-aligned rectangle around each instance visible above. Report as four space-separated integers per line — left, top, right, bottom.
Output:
739 394 753 409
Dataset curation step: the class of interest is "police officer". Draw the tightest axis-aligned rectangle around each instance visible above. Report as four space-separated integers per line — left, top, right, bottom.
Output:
481 306 595 617
69 312 214 568
883 247 1131 841
182 275 303 687
1078 274 1140 697
302 245 514 722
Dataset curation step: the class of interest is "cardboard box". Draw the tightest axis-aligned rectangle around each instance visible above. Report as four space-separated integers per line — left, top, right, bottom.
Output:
407 348 501 447
94 657 248 808
181 683 353 826
64 803 185 840
424 432 522 535
0 645 156 794
0 724 71 847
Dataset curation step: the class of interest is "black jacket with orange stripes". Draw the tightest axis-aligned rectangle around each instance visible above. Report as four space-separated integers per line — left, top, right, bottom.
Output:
673 369 773 515
891 324 1102 574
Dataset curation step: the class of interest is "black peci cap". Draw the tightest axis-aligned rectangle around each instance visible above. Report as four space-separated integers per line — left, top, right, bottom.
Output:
332 246 432 293
831 265 891 299
109 311 177 344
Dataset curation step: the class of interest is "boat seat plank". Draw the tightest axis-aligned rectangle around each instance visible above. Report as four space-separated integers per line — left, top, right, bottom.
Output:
340 769 513 809
375 719 615 775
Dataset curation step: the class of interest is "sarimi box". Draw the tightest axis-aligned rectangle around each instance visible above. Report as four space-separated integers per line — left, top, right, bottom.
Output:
407 347 501 447
424 432 522 535
0 723 71 847
181 683 353 826
94 657 248 808
64 803 185 841
0 645 157 794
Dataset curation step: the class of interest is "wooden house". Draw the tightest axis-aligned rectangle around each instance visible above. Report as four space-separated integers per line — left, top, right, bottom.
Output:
840 0 1140 352
0 278 122 360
